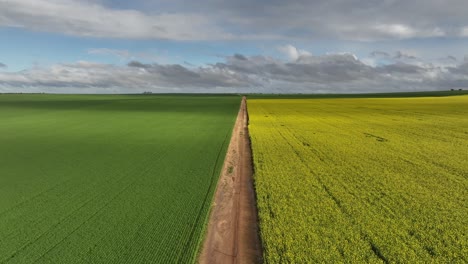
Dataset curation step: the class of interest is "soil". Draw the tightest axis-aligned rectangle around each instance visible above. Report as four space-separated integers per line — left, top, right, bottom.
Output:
199 96 262 264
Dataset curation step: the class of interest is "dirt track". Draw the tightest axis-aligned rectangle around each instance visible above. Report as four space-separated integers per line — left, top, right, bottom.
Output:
199 96 262 264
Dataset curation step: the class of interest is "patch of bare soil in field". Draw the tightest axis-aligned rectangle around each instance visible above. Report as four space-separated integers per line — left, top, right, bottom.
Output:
199 96 262 264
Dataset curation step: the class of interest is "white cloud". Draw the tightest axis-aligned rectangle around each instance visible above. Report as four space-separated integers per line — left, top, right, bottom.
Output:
0 0 231 40
278 45 311 61
333 23 446 41
460 27 468 37
374 24 417 39
367 24 444 40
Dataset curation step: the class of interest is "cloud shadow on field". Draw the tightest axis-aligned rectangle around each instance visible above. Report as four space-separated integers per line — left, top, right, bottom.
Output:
0 95 241 114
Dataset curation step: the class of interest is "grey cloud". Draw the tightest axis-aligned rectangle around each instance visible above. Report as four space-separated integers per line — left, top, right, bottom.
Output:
0 63 6 68
2 53 468 93
394 51 418 60
233 54 248 60
125 61 253 88
200 0 468 40
447 62 468 75
150 64 200 79
377 63 425 74
371 50 418 60
447 56 457 61
128 61 152 69
279 54 373 83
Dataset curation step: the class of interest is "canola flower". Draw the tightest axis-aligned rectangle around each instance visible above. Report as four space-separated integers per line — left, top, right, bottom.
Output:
248 96 468 263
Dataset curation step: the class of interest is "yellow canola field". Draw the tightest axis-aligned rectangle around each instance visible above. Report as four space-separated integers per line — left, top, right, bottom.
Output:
248 96 468 263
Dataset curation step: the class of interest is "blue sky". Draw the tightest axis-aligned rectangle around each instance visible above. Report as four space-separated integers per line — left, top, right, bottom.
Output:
0 28 264 70
1 0 468 93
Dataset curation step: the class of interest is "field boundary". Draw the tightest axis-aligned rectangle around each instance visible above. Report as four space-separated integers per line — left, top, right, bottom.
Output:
199 96 263 264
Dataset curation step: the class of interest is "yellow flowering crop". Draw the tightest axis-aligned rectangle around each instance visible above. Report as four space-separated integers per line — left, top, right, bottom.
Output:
248 96 468 263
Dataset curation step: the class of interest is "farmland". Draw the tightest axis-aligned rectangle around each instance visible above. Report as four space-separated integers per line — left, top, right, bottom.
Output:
0 94 240 263
248 96 468 263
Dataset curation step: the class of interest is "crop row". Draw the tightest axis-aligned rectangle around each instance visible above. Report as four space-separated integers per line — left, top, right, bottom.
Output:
0 95 239 263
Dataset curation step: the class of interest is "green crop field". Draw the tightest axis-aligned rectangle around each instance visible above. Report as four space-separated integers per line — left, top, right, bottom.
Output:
248 95 468 263
0 94 240 263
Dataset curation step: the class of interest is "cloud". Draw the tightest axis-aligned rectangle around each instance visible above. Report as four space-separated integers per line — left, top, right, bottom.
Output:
366 50 463 71
233 54 248 61
128 61 152 69
0 63 6 68
394 51 418 60
278 45 311 61
370 51 391 58
196 0 468 41
0 0 230 40
0 60 254 93
2 52 468 93
447 61 468 75
460 27 468 37
367 24 445 40
2 0 468 41
447 56 457 61
377 63 424 75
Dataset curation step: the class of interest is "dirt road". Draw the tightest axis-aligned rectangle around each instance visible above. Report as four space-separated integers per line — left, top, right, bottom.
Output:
199 96 262 264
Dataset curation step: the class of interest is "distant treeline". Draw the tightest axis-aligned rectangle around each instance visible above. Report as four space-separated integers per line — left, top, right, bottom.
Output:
246 89 468 99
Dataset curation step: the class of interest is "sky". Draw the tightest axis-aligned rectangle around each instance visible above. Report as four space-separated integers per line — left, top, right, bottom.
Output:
1 0 468 93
